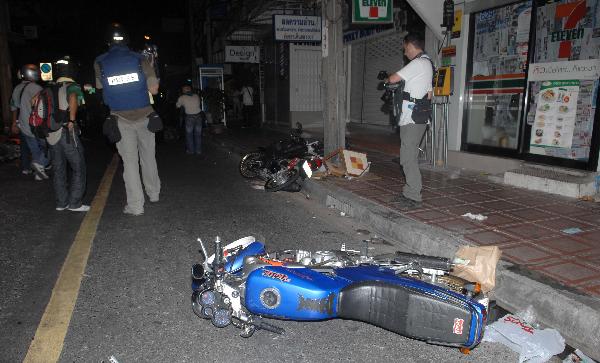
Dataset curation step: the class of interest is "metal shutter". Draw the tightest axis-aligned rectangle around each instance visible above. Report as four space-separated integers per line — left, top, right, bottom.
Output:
289 44 322 112
349 32 406 126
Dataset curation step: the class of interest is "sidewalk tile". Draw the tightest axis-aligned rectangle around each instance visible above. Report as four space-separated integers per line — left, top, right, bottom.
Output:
477 200 523 212
523 196 556 207
405 209 453 222
533 217 595 232
435 186 471 196
582 285 600 298
531 261 600 285
506 208 555 221
574 230 600 245
459 182 503 193
355 188 387 198
442 204 486 217
432 218 483 233
464 230 517 245
503 223 558 240
536 236 595 254
574 213 600 227
444 178 479 187
476 213 521 227
453 192 498 204
421 189 443 200
423 196 465 208
484 188 530 200
539 203 590 216
501 242 560 265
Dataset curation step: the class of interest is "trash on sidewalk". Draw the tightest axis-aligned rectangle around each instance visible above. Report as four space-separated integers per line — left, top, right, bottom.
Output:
321 148 371 178
562 349 596 363
483 313 565 363
462 212 488 221
451 245 502 293
561 227 583 235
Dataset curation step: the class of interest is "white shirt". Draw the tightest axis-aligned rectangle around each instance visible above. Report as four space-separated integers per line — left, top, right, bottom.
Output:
241 86 254 106
176 93 202 115
395 56 433 126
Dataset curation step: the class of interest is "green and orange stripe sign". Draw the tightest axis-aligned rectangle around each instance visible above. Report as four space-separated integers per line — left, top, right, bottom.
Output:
469 73 526 94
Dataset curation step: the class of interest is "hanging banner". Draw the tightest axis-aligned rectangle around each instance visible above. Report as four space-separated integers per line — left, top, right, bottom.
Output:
352 0 393 24
224 46 260 63
274 15 321 42
530 80 580 149
528 59 600 81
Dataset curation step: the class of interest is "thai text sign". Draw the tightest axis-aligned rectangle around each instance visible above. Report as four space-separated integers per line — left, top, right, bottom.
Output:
274 15 321 42
528 59 600 81
352 0 392 24
225 46 259 63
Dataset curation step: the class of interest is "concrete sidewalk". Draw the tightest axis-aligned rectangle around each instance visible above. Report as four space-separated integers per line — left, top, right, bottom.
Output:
206 123 600 360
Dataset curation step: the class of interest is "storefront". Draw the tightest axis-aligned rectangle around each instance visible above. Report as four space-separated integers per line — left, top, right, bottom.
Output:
461 0 600 171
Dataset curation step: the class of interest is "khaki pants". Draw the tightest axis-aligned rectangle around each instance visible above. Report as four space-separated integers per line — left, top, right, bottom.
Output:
400 123 427 202
116 115 161 213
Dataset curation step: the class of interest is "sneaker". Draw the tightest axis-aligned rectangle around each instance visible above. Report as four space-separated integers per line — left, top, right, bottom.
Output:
22 169 33 175
149 195 159 203
34 174 43 181
123 206 144 216
32 162 49 180
391 194 422 210
56 206 68 211
68 205 90 212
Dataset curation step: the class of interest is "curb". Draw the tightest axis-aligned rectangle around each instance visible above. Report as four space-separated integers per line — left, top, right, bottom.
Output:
207 135 600 360
303 179 600 361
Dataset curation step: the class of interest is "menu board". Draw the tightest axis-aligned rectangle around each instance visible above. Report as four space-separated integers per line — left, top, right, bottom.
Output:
530 80 579 148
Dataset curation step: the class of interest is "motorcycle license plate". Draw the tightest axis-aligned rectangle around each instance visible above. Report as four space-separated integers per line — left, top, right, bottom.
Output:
302 161 312 178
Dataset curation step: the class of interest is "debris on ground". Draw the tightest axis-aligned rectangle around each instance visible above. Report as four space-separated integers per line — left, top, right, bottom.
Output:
320 148 371 179
451 245 502 293
462 212 488 221
483 313 565 363
561 227 583 235
562 349 596 363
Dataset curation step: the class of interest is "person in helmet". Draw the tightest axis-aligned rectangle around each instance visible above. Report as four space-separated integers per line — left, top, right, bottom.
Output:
9 64 49 180
94 22 161 216
46 56 89 212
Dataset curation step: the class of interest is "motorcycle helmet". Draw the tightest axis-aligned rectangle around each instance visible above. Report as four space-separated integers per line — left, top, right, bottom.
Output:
106 22 128 46
53 55 78 80
20 64 40 82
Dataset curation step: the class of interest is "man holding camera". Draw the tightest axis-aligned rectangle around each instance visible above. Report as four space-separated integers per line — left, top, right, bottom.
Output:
386 33 434 209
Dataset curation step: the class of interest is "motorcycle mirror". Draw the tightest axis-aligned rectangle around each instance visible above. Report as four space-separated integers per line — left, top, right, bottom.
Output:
377 70 388 80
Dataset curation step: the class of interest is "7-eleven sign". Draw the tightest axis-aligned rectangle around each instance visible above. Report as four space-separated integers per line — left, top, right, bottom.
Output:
352 0 393 24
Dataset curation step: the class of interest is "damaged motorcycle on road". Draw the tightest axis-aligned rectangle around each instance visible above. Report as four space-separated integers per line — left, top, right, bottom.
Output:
190 236 488 351
239 122 323 192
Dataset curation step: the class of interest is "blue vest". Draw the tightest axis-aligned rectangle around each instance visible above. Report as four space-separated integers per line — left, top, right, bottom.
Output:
96 45 149 111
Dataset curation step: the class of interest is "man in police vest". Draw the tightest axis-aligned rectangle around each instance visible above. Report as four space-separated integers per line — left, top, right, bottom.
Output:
95 23 161 216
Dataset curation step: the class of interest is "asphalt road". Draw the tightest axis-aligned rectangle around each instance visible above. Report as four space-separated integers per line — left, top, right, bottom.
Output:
1 135 519 363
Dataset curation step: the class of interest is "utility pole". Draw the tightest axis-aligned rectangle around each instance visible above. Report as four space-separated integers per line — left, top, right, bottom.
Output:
321 0 346 156
188 0 198 87
0 0 13 133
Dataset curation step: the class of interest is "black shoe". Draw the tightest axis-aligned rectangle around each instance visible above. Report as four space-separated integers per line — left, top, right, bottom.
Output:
391 194 422 210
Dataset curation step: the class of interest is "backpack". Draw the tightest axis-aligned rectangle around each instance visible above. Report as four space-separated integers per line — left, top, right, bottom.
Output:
28 83 70 138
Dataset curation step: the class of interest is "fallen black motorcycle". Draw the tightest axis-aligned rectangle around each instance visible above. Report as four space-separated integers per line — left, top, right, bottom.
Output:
239 122 323 192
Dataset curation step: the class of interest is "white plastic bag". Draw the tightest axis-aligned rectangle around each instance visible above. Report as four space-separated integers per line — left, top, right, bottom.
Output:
483 314 565 363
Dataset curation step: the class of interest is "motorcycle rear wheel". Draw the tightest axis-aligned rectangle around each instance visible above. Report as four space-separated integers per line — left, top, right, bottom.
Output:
264 168 300 192
239 152 264 178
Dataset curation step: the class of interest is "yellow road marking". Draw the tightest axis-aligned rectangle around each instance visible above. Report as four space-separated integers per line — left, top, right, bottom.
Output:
23 154 119 363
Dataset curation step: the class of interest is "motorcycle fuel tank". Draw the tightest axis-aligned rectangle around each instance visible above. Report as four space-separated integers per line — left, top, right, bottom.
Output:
245 266 348 320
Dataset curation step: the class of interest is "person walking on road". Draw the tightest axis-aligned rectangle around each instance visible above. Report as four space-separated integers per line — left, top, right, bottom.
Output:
47 56 89 212
241 83 255 127
385 33 434 209
176 84 203 155
10 64 50 180
95 23 161 216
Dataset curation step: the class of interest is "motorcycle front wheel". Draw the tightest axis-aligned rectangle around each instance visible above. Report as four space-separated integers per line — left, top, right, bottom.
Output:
264 168 300 192
239 152 264 178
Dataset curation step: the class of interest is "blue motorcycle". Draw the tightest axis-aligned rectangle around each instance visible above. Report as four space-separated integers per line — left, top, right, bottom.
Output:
191 236 487 351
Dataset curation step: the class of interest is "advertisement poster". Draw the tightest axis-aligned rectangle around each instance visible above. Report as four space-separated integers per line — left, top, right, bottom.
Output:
531 80 580 149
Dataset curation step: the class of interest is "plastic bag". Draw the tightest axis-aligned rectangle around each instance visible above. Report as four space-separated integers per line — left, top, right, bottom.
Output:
483 314 565 363
452 245 501 292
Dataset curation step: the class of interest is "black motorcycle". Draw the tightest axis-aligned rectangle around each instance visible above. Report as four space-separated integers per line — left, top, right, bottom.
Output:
239 122 323 192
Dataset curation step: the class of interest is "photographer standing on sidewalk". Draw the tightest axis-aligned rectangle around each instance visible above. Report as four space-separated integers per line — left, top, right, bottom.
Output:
386 33 433 210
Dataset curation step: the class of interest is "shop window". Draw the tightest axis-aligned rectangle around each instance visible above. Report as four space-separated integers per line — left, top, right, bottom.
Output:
463 1 532 151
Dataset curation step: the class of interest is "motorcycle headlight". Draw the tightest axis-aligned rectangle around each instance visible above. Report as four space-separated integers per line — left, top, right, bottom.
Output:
200 290 216 306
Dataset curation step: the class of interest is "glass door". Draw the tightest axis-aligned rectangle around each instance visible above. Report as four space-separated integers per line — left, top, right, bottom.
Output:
523 0 600 170
462 1 533 156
